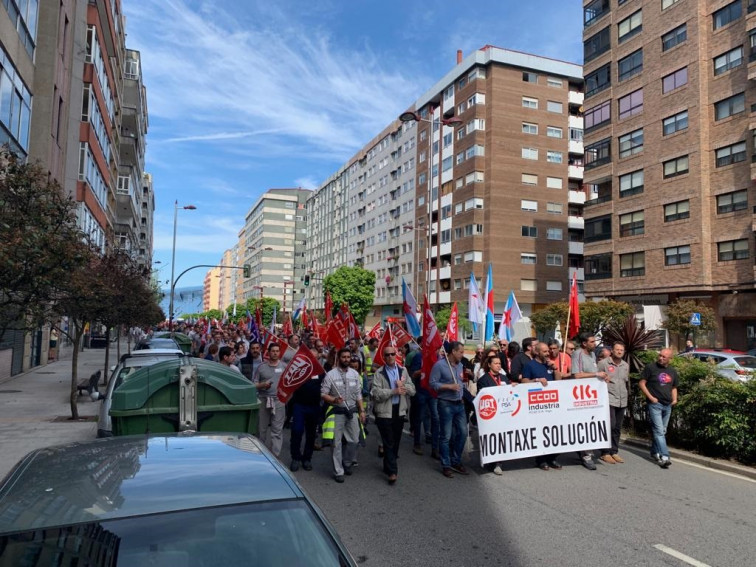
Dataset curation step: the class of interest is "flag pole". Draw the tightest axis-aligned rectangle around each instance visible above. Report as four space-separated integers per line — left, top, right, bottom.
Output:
563 293 572 357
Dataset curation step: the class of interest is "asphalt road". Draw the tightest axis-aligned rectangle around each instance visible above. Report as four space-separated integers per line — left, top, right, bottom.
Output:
289 422 756 567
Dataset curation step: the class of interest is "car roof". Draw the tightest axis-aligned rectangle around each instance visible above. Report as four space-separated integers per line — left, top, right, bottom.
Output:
119 349 184 362
0 434 302 533
691 348 745 355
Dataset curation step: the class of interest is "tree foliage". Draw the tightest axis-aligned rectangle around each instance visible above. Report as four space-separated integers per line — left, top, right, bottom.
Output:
530 300 634 338
662 298 717 339
434 303 472 336
323 265 376 324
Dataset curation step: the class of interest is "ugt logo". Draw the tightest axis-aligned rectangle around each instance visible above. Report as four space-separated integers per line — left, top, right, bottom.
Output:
478 394 497 420
283 358 313 388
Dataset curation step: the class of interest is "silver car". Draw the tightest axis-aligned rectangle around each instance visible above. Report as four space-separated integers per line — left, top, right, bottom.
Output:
685 350 756 382
97 349 184 437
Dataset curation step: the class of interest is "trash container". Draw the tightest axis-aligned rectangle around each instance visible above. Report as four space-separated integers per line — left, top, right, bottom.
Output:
110 357 259 436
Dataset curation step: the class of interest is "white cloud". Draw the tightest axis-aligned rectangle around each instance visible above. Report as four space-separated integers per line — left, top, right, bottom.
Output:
293 176 319 190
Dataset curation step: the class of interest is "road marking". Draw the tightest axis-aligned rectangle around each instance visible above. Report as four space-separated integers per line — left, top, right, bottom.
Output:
654 544 711 567
674 458 756 484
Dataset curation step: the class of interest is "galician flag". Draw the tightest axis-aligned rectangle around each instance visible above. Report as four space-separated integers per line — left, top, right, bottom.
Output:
293 296 306 321
402 278 421 337
499 290 522 342
483 263 495 342
468 273 484 331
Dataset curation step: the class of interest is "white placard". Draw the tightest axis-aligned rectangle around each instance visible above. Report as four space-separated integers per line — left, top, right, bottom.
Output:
474 379 611 465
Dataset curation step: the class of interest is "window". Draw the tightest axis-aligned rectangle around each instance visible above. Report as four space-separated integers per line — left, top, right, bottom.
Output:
664 199 690 221
662 0 681 9
715 142 746 167
713 1 742 30
718 239 749 261
663 110 688 135
546 281 563 292
619 210 644 236
464 251 483 263
618 10 642 42
714 93 745 120
523 72 538 83
570 128 583 141
584 0 609 28
547 227 563 240
662 23 687 51
618 89 643 119
663 155 689 177
714 46 743 75
522 147 538 160
618 49 643 81
620 170 644 197
521 279 537 291
547 151 563 163
717 189 748 213
584 27 611 62
547 126 563 138
521 253 537 264
547 202 564 214
586 63 611 97
585 100 611 131
547 77 563 88
585 215 612 242
522 96 538 109
522 122 538 134
585 253 612 279
547 177 563 189
521 199 538 212
620 252 645 277
466 144 485 159
547 101 563 114
585 138 611 169
663 67 687 93
547 254 564 266
665 245 691 265
522 225 538 237
522 173 538 185
619 129 643 158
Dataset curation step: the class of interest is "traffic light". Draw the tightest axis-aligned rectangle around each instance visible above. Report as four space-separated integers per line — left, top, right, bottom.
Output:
243 264 251 278
303 274 310 287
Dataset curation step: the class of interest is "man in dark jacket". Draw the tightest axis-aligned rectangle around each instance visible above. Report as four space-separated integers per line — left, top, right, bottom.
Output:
289 346 324 472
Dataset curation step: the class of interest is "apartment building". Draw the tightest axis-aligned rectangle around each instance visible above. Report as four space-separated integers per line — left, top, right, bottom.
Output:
238 189 311 311
581 0 756 349
203 266 222 312
410 47 584 325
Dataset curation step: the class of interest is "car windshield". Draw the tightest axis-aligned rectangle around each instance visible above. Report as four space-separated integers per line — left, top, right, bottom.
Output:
734 356 756 369
139 339 178 349
0 500 348 567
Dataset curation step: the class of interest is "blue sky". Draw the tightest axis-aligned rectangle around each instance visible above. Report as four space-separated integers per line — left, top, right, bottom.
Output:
122 0 583 288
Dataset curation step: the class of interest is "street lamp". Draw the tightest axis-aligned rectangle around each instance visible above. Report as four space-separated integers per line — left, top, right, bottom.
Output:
169 201 197 332
399 111 463 308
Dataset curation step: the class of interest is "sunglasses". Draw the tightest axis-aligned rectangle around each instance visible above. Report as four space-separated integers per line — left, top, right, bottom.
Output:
384 352 396 356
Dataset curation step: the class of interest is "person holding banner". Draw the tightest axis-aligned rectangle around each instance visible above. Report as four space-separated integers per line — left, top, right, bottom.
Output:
571 333 608 471
430 341 470 478
253 343 287 457
371 345 416 485
477 353 508 475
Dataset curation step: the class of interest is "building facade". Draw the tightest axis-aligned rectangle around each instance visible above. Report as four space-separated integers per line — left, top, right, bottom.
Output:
581 0 756 349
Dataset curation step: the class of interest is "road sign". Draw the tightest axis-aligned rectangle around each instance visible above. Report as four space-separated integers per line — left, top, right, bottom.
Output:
690 312 701 326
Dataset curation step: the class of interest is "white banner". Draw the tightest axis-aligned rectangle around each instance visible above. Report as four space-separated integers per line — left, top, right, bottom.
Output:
474 379 611 465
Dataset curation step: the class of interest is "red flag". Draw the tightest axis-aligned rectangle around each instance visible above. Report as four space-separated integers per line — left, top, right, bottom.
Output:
447 302 459 341
367 322 382 339
568 272 581 339
301 306 309 330
260 328 289 361
326 318 347 349
282 315 293 337
372 327 393 367
390 323 412 349
255 307 263 329
277 345 326 403
421 295 444 395
325 292 333 322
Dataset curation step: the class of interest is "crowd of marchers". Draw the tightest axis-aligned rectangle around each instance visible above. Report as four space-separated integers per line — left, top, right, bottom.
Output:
163 320 679 484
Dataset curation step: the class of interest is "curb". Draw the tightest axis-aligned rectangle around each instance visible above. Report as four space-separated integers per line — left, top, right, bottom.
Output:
622 436 756 481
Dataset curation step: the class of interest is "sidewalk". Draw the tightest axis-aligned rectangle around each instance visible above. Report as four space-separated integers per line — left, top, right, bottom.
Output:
0 339 128 478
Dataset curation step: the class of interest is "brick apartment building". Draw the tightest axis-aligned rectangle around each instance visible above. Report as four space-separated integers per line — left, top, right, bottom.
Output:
582 0 756 349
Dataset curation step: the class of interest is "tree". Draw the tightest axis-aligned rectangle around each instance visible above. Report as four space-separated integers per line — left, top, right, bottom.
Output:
323 266 376 324
530 300 634 339
434 303 472 337
0 148 89 338
244 297 280 327
663 299 716 342
602 314 664 372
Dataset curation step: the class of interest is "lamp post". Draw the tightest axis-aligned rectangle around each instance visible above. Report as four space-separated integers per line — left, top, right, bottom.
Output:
169 201 197 332
399 110 462 309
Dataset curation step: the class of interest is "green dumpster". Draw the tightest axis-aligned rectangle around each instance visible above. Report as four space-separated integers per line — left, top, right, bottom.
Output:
110 357 259 436
153 331 192 354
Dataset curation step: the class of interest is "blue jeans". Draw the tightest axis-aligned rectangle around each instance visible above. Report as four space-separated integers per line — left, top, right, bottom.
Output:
413 388 440 450
647 402 672 458
438 399 468 468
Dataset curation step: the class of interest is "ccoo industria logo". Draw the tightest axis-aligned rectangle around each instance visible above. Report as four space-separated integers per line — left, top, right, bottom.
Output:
282 358 313 388
527 389 560 411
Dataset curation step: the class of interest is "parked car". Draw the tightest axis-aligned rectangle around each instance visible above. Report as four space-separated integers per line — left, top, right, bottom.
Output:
153 331 193 354
135 337 181 350
0 434 356 566
682 349 756 382
98 349 184 437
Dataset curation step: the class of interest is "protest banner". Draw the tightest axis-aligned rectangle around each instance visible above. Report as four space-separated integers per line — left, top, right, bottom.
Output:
474 379 611 465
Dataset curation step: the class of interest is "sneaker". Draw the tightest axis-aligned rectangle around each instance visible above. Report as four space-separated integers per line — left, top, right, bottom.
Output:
412 445 424 456
537 462 550 471
334 475 345 483
450 463 469 475
548 460 562 470
343 465 353 476
493 465 503 475
289 460 300 472
659 457 672 469
599 454 616 464
582 457 597 471
431 449 440 460
442 467 454 478
651 452 661 463
611 454 624 463
302 460 312 471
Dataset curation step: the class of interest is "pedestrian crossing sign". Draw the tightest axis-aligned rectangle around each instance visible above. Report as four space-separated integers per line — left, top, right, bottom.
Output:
690 312 701 326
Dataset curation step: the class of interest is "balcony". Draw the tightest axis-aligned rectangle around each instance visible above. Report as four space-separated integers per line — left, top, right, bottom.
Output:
569 267 585 281
438 266 451 279
568 115 582 130
569 140 584 155
568 165 583 179
430 291 451 305
568 190 586 204
569 241 584 255
568 90 584 106
752 205 756 232
568 215 585 230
